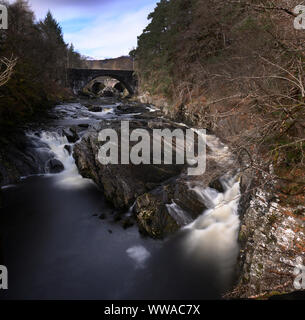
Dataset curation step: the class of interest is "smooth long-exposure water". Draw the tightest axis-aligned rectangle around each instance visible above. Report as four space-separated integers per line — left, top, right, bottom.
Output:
0 99 240 299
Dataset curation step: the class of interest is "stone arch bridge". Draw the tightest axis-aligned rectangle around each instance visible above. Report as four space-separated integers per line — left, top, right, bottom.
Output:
67 68 137 96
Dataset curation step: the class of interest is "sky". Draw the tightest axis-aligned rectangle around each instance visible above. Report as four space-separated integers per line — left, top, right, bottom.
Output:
13 0 159 59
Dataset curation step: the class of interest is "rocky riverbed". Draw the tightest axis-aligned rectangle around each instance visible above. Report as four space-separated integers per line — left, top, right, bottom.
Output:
0 96 243 299
72 105 236 238
1 95 303 299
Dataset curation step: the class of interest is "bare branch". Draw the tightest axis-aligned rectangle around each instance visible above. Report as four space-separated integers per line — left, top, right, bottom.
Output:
0 56 18 88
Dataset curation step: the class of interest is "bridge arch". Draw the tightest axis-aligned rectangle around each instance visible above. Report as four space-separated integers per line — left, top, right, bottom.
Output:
86 73 133 95
68 68 137 96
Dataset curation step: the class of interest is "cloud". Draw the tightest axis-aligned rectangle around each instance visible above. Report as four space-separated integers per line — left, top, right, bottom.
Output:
24 0 111 21
63 2 155 58
9 0 157 58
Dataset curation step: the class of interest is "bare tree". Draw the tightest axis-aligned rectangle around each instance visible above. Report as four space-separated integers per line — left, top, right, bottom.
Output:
0 56 17 87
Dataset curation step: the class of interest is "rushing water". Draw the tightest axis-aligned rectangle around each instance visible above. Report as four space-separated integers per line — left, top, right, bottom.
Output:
0 99 240 300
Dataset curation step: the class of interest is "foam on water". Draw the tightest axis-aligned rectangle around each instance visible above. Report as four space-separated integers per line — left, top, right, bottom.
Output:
126 246 151 269
36 131 93 189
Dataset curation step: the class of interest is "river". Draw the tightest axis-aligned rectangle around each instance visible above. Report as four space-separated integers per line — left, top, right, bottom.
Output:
0 98 240 300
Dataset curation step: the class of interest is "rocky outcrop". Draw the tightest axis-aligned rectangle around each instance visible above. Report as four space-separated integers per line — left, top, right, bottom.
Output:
73 107 229 238
62 127 79 143
134 176 208 238
226 185 305 299
47 159 64 173
0 130 45 186
138 92 305 298
74 120 182 208
87 105 103 112
73 119 185 209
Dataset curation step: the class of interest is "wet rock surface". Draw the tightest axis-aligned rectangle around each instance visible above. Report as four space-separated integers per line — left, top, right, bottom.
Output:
73 104 230 238
87 105 103 112
73 118 186 208
226 185 305 299
47 159 64 173
62 127 79 143
0 130 47 186
134 177 207 238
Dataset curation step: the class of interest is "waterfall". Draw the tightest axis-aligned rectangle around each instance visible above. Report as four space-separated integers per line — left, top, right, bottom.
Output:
184 177 240 262
164 133 241 291
166 201 193 226
26 130 93 189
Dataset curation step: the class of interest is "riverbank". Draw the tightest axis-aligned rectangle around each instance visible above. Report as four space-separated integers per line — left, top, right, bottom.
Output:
135 91 305 299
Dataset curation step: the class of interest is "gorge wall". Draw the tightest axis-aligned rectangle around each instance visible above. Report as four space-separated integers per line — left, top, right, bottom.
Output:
132 0 305 298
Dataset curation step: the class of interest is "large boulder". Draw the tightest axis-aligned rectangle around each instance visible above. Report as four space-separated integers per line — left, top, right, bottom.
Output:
0 130 51 186
73 111 231 238
134 157 227 238
134 177 208 238
73 119 185 208
87 105 103 112
62 127 79 143
47 158 64 173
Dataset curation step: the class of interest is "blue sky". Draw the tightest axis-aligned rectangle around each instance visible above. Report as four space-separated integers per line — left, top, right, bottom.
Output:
16 0 158 59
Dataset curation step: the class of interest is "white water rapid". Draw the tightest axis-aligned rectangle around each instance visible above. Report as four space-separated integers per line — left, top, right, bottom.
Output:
28 130 93 189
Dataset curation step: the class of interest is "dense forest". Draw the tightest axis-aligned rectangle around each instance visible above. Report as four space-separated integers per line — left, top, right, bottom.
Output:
133 0 305 206
0 0 83 128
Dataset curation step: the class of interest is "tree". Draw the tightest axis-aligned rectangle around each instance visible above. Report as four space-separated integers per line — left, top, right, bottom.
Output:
38 10 67 82
67 43 83 68
0 1 82 126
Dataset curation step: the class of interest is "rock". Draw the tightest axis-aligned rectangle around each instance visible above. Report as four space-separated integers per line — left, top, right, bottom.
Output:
226 179 305 299
87 106 103 112
47 158 64 173
122 218 134 229
83 103 92 108
113 212 122 222
117 104 148 114
209 178 224 193
135 191 180 238
78 124 89 128
73 115 228 239
73 119 185 209
0 130 50 186
63 128 79 143
134 177 208 238
64 145 72 155
99 213 106 220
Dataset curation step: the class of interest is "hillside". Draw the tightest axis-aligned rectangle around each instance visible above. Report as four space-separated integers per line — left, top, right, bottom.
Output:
83 56 133 70
134 0 305 207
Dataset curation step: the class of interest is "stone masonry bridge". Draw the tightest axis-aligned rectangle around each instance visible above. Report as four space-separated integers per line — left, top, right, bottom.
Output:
67 68 137 95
